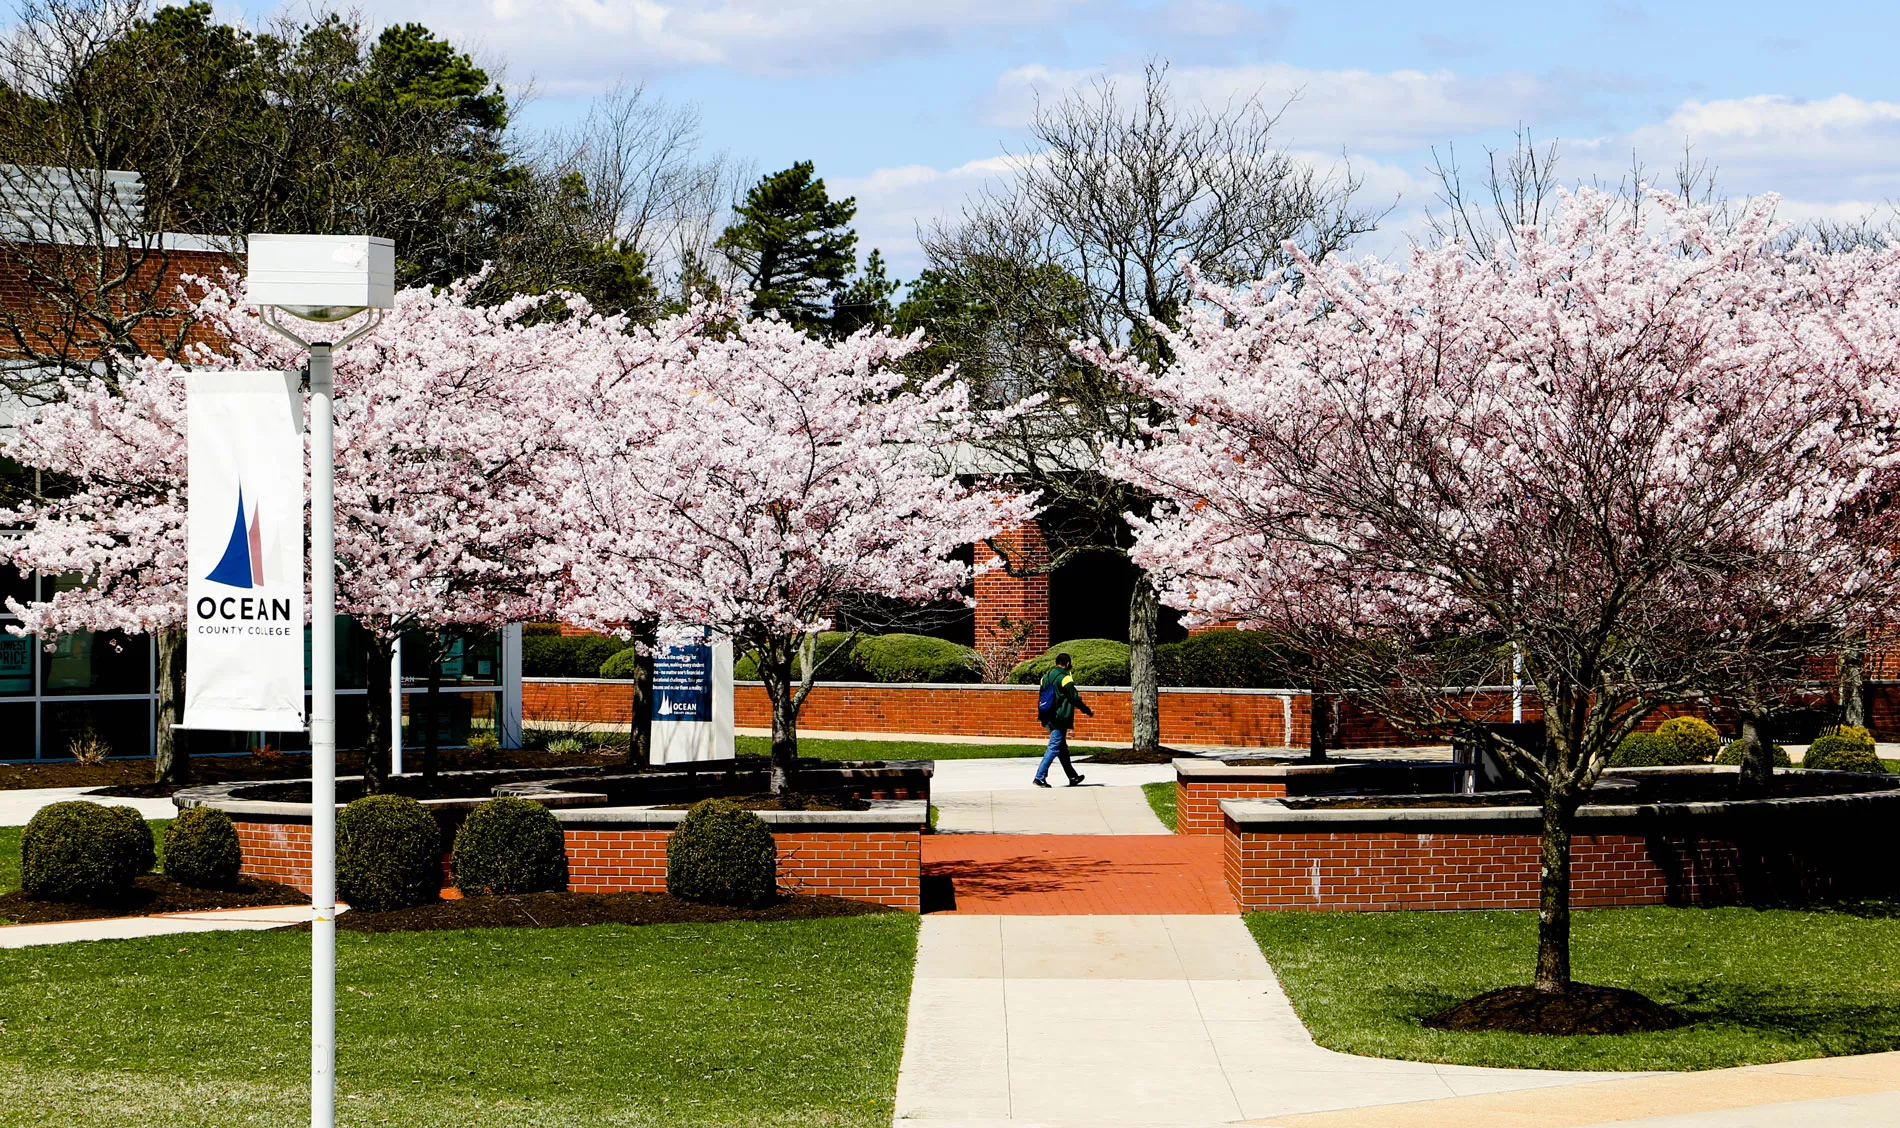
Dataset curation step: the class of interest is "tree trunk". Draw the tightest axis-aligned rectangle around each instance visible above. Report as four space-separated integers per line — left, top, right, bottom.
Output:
153 627 189 785
769 686 798 795
1841 645 1866 729
628 623 656 769
1128 573 1161 753
1738 711 1774 797
422 637 443 784
361 634 395 794
1534 791 1575 993
1307 693 1329 761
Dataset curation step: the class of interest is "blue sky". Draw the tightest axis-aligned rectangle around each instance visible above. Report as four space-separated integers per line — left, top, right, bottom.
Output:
197 1 1900 273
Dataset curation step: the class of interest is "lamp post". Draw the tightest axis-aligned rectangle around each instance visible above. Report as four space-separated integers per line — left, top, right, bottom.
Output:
246 234 394 1128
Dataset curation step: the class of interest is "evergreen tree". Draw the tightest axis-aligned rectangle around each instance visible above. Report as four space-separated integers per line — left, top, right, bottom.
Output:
832 249 898 336
715 161 857 332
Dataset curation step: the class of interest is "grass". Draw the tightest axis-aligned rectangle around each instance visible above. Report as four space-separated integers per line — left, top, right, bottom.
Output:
1141 781 1177 831
735 735 1051 761
0 913 918 1127
1246 905 1900 1072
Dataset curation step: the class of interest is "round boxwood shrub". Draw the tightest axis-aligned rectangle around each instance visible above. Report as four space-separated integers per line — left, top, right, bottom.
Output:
337 795 442 912
1155 629 1309 689
666 799 777 908
1803 735 1886 773
852 634 983 683
1654 716 1720 762
20 800 151 903
598 645 644 680
452 798 569 896
164 807 242 889
1008 639 1131 686
1716 738 1791 767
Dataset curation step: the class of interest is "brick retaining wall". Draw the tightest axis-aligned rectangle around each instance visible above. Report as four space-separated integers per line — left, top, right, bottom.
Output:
233 819 922 911
1177 778 1287 835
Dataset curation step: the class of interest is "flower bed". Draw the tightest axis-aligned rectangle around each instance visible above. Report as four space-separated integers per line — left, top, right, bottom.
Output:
1221 766 1900 911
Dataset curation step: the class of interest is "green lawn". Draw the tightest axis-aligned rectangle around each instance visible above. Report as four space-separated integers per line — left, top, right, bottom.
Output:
738 735 1051 761
1247 906 1900 1072
0 913 918 1127
1142 781 1177 831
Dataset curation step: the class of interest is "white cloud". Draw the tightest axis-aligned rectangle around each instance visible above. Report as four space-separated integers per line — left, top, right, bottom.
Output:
984 61 1577 152
375 0 1088 89
831 156 1019 277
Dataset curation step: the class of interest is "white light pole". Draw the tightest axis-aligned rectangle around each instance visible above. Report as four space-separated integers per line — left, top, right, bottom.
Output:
246 234 394 1128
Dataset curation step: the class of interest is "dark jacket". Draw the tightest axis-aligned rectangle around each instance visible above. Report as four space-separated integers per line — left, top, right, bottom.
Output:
1038 666 1092 729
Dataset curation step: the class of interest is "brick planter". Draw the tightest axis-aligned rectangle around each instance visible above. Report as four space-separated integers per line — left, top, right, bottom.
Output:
1221 767 1900 911
1173 756 1471 835
179 773 929 911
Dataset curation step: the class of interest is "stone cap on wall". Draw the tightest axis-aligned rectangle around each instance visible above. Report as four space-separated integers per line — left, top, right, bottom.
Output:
554 799 928 833
528 676 1311 695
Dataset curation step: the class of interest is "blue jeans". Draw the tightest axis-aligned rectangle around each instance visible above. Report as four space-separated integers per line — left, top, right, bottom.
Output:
1035 728 1076 783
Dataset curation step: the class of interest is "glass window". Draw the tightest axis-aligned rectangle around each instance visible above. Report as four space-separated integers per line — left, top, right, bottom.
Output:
42 699 150 760
0 702 34 760
307 617 371 691
0 631 33 696
401 629 499 687
42 630 149 695
0 562 34 610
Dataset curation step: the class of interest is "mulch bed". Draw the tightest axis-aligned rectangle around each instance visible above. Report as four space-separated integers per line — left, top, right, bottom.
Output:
1423 983 1686 1036
46 745 632 799
1077 747 1194 765
0 875 304 925
297 891 894 933
659 792 869 812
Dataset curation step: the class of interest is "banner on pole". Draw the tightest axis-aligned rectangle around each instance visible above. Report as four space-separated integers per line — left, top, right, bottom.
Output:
179 370 307 731
651 627 735 763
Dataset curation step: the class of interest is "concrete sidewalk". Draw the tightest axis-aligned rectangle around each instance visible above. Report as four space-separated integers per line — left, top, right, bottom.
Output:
0 785 177 825
0 903 314 948
893 914 1605 1127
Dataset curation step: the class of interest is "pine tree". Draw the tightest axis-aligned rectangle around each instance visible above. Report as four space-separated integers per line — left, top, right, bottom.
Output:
715 162 857 331
832 249 898 337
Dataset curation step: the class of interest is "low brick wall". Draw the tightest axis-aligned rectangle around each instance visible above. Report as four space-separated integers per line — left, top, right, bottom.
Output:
1173 757 1473 836
528 678 1306 747
1221 777 1900 912
1178 778 1287 835
225 804 926 911
562 827 922 909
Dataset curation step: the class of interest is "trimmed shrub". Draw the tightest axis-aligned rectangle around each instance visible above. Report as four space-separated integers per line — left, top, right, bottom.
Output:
521 633 634 678
1654 716 1721 762
734 632 867 683
164 807 242 889
1804 735 1887 773
20 801 150 903
666 799 777 908
1008 639 1131 686
1611 732 1695 768
336 795 441 912
598 645 645 680
1155 630 1308 689
1717 739 1792 767
105 803 157 876
852 634 983 683
452 798 569 895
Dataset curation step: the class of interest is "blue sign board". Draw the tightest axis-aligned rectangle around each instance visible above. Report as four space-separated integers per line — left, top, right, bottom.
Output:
651 638 713 723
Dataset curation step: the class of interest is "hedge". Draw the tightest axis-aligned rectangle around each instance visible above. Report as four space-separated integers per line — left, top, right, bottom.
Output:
1717 738 1792 767
733 632 864 682
850 634 982 683
21 801 151 903
452 798 569 895
336 795 442 912
1009 639 1131 686
1155 630 1308 689
666 799 777 907
164 807 242 889
522 633 634 678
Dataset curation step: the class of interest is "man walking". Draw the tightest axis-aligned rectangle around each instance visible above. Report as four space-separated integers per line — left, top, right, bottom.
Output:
1034 652 1091 788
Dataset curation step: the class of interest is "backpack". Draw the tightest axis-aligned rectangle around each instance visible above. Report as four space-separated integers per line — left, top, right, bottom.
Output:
1037 675 1060 725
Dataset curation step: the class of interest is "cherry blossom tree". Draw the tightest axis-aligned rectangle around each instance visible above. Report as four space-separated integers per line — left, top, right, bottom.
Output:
550 308 1039 793
2 274 634 786
1097 188 1900 997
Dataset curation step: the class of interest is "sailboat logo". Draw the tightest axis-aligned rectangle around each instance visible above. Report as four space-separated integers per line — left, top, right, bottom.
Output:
656 697 677 717
205 486 265 589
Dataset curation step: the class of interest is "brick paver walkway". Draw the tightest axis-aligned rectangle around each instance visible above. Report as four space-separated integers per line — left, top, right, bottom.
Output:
922 833 1234 914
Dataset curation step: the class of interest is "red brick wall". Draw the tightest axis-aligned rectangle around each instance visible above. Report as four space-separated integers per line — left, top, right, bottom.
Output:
0 245 238 363
1176 779 1287 835
235 820 314 892
1224 825 1669 911
524 679 1303 747
234 819 921 910
975 522 1051 665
